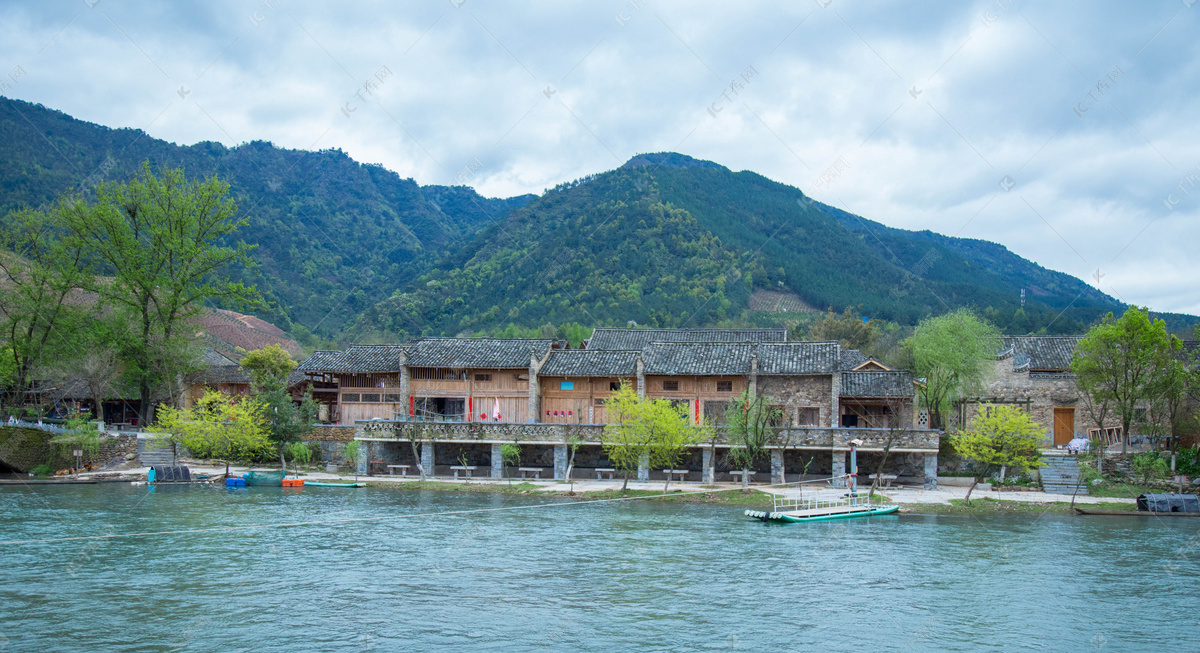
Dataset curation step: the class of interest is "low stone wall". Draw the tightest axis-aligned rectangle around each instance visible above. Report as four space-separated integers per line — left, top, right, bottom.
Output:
355 420 940 452
310 425 356 442
0 426 136 472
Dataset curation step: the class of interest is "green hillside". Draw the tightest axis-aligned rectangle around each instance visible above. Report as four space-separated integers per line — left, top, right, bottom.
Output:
1 100 1190 344
0 97 532 341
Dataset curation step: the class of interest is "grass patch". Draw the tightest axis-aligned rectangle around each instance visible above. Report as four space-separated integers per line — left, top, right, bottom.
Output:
1085 481 1183 499
908 497 1135 515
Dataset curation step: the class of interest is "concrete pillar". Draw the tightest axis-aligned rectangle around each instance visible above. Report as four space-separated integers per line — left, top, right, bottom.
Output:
831 450 846 488
771 449 784 485
924 453 938 490
636 356 646 399
830 371 842 428
491 443 503 478
421 442 435 477
637 451 649 482
554 444 567 480
702 448 715 484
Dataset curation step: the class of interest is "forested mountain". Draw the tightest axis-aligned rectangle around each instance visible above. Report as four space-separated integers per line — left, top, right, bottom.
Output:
0 97 532 343
1 98 1191 344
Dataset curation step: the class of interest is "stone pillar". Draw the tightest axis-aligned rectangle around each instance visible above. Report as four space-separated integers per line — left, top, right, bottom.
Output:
924 453 938 490
357 442 370 475
554 444 567 480
528 352 541 423
491 443 503 478
749 351 759 397
637 451 649 482
830 371 842 428
421 441 435 477
702 448 715 484
636 356 646 399
771 449 784 485
831 450 846 488
398 351 410 421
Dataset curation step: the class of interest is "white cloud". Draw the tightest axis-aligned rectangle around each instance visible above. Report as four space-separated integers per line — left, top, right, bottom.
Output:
1 0 1198 314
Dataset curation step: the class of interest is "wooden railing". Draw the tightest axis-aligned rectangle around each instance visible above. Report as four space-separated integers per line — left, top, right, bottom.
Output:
355 420 941 451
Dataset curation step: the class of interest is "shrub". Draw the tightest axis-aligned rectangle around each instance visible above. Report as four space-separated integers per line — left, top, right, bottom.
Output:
30 463 54 476
1175 448 1200 478
1131 451 1171 485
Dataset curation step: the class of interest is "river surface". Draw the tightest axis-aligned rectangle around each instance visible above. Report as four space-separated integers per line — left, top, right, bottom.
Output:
0 483 1197 652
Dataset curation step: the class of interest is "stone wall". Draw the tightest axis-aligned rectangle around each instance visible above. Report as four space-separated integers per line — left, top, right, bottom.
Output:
0 427 136 472
310 425 356 442
355 419 939 452
758 375 834 427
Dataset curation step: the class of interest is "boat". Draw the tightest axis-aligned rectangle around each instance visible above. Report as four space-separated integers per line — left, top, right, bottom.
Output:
243 470 287 487
304 481 366 488
1074 508 1200 517
745 493 899 523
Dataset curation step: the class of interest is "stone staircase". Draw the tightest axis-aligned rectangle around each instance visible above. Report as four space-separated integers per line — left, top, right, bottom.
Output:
137 436 176 467
1040 453 1087 495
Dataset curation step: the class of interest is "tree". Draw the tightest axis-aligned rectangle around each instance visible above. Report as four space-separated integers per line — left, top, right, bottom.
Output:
1071 306 1180 455
63 163 259 424
0 203 93 413
725 390 782 490
342 440 362 480
907 309 1001 429
951 404 1043 503
601 384 698 492
806 308 877 352
284 441 312 475
151 389 270 470
239 344 296 387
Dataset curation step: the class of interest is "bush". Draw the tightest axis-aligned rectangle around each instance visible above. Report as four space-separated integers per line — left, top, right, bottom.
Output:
1131 451 1170 485
1175 448 1200 478
29 463 54 476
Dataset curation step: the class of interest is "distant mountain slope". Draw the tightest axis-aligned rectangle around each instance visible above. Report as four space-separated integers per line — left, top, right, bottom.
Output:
351 156 1155 340
0 97 533 339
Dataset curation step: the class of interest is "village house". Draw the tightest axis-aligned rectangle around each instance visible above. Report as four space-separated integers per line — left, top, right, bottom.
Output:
294 329 939 486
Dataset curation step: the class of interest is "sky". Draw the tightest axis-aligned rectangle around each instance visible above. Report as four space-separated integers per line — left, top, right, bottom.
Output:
1 1 1198 316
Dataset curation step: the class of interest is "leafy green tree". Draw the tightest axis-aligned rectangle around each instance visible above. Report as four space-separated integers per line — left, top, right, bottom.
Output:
0 203 93 412
1071 306 1181 455
151 389 271 467
907 309 1001 429
805 308 876 352
239 344 297 387
725 390 782 490
62 163 259 423
601 384 699 492
342 440 363 480
1130 451 1169 486
951 404 1043 502
284 441 313 475
500 442 521 480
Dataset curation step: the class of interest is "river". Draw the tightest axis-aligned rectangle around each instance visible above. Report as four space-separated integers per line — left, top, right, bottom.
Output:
0 483 1196 652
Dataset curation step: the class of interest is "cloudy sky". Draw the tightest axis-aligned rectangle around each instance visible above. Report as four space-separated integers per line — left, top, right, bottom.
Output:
2 1 1198 315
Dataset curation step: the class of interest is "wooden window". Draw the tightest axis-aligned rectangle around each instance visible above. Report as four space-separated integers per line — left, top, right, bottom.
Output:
662 380 679 391
561 381 574 390
341 393 360 403
798 407 819 426
383 394 400 403
610 381 620 391
361 393 381 403
717 380 733 392
412 368 466 380
475 374 492 382
594 398 606 406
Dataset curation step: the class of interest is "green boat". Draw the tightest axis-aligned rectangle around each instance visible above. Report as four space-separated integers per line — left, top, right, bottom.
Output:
745 504 899 523
304 481 366 488
244 470 287 487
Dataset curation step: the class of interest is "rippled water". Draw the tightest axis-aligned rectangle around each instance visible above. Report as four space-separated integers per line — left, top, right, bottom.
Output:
0 483 1197 652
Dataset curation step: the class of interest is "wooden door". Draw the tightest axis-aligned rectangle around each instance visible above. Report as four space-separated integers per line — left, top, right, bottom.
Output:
1053 407 1075 445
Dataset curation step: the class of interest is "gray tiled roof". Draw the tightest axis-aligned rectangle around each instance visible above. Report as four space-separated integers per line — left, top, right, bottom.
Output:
539 350 640 377
587 327 787 350
1001 336 1082 372
840 371 914 398
296 346 405 374
404 338 552 369
188 348 251 385
642 342 839 376
840 349 869 370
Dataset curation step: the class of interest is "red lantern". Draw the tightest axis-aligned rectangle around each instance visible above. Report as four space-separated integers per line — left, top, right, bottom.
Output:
481 413 487 420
